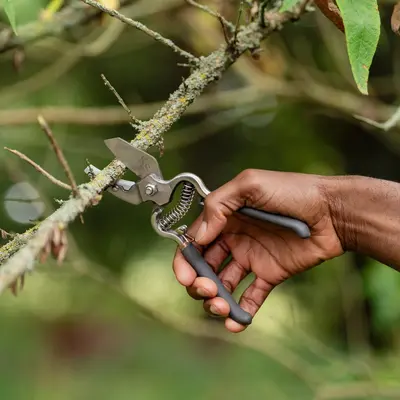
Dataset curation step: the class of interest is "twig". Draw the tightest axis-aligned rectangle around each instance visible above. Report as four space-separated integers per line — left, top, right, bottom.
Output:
355 105 400 131
0 0 313 293
0 229 13 240
186 0 235 31
82 0 199 63
38 115 84 223
233 1 245 44
219 15 231 45
100 74 142 128
37 115 79 197
4 147 72 191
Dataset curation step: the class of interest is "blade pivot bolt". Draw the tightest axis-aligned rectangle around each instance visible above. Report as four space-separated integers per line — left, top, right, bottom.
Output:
145 184 158 196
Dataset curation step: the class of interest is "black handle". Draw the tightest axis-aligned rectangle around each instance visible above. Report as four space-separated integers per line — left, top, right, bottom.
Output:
238 207 311 238
181 243 253 325
199 201 311 238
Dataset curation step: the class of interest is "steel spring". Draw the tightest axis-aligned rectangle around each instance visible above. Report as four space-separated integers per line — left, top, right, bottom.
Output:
158 182 196 231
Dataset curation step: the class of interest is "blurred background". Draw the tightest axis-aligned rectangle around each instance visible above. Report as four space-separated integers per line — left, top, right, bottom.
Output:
0 0 400 399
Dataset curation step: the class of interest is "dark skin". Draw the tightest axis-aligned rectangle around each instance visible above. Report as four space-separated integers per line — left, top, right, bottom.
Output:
172 169 400 333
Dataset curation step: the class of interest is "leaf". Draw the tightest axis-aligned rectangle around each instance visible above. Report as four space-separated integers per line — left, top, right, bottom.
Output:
3 0 17 34
336 0 381 95
280 0 301 12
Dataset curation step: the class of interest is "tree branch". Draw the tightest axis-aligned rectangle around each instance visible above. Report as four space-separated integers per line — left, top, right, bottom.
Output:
0 0 314 292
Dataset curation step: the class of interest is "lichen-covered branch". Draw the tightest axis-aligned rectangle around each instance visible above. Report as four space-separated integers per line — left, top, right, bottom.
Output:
0 0 314 293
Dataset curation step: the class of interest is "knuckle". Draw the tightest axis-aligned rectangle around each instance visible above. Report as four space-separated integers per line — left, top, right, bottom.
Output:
203 193 216 210
236 169 264 204
203 193 224 220
238 168 259 181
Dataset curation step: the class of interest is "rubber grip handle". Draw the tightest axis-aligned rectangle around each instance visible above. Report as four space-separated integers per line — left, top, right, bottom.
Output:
238 207 311 238
198 201 310 238
181 243 253 326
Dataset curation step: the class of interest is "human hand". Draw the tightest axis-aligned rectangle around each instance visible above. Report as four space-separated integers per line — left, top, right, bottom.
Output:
172 169 344 333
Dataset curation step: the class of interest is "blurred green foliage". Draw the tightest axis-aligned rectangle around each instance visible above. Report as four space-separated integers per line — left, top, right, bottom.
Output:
0 1 400 399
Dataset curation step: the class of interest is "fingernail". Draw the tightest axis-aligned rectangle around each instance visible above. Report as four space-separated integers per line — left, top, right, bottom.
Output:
210 305 219 315
197 288 209 297
195 221 207 243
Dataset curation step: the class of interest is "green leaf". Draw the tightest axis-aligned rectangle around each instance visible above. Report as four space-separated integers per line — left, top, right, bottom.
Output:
3 0 17 34
336 0 380 95
279 0 301 12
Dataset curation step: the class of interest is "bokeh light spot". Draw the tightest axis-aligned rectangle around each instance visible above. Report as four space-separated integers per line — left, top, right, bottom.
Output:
4 181 45 224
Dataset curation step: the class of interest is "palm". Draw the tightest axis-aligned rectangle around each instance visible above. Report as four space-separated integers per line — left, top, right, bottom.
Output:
212 214 339 289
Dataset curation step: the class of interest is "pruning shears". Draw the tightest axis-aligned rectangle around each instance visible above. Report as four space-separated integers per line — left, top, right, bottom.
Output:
85 137 311 326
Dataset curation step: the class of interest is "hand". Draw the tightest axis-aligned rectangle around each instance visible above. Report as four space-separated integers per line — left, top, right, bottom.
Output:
172 169 344 333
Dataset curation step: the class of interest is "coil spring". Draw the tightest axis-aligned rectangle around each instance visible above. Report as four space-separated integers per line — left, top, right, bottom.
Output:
158 182 196 231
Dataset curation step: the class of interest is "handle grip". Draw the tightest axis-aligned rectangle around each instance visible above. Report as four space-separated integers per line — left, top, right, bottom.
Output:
199 201 310 238
238 207 310 238
181 243 253 325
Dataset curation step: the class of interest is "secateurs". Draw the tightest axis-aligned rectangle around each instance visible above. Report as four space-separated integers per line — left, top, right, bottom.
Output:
85 137 311 326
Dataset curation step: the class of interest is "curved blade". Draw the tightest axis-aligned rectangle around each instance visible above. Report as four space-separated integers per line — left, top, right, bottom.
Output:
105 137 163 179
84 164 143 205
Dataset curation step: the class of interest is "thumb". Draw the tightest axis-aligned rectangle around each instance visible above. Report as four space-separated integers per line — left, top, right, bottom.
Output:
195 178 247 245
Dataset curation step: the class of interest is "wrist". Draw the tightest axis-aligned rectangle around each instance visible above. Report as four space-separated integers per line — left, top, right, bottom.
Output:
319 175 360 252
319 174 400 268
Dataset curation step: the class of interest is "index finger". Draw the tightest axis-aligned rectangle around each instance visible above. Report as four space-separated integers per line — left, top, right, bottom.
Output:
172 214 203 287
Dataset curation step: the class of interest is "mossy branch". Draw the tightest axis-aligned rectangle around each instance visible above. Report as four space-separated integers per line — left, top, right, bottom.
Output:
0 0 314 293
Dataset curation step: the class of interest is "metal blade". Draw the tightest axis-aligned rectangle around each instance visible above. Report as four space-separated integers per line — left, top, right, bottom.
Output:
84 165 143 205
105 137 163 180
